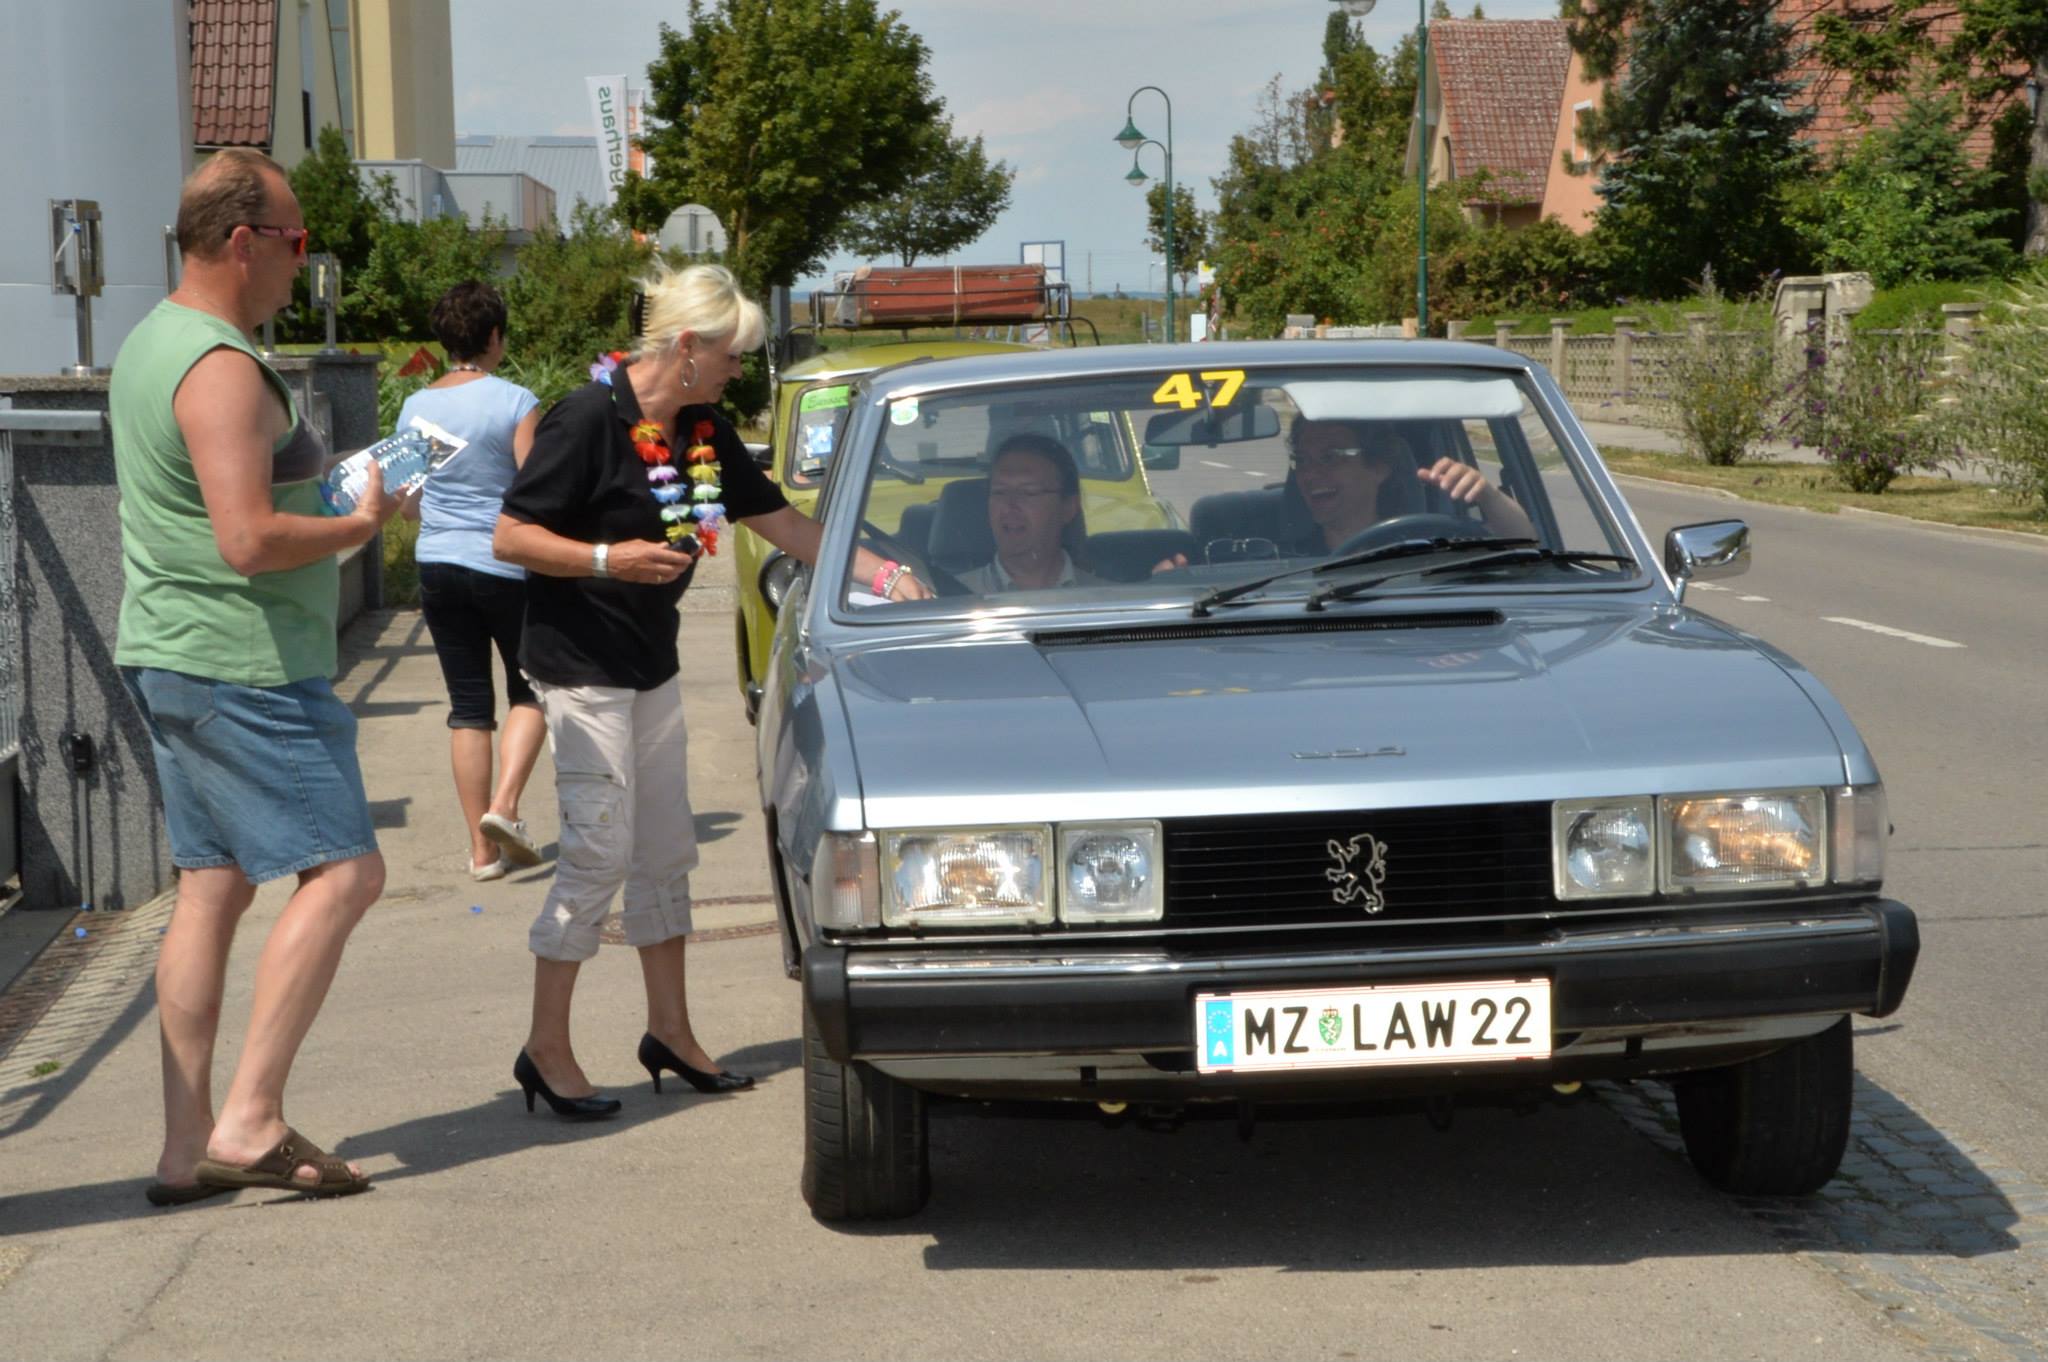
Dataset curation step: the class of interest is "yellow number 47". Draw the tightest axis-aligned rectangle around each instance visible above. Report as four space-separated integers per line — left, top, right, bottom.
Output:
1151 369 1247 410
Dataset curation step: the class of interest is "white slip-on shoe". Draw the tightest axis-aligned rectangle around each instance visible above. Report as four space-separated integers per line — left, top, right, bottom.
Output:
470 854 508 882
479 812 543 867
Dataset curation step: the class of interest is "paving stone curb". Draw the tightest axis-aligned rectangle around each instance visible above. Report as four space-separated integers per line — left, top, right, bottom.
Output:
1599 1078 2047 1361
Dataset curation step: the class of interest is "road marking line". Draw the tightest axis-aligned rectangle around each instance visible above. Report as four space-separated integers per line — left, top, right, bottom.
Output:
1243 470 1263 478
1690 582 1730 592
1738 594 1771 602
1200 460 1232 470
1823 616 1965 649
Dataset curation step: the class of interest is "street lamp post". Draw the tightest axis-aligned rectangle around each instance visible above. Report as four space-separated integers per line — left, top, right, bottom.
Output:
1114 86 1175 344
1333 0 1428 334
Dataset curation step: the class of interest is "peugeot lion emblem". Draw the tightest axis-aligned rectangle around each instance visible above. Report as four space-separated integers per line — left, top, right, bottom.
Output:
1325 834 1389 913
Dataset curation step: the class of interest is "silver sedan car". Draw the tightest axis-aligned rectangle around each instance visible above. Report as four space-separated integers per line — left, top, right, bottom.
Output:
753 341 1917 1221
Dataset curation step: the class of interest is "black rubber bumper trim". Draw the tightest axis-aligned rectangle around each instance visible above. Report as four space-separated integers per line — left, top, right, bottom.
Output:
804 901 1918 1062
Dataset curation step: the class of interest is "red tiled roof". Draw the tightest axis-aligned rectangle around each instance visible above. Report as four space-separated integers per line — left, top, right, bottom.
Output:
1776 1 2027 159
191 0 277 149
1431 19 1573 205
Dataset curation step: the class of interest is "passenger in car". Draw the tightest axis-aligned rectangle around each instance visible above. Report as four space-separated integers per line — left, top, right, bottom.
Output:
958 433 1103 593
1290 418 1533 551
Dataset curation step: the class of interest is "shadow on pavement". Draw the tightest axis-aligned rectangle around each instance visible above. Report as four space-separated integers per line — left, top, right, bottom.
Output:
811 1078 2023 1274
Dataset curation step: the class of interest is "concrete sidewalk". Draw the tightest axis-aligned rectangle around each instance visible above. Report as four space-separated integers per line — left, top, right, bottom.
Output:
0 547 814 1357
1578 411 1992 485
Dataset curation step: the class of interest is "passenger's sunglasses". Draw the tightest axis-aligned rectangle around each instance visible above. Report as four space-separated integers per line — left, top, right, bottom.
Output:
230 224 310 260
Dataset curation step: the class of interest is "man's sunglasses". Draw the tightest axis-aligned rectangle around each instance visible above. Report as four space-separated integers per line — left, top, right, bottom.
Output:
230 224 310 260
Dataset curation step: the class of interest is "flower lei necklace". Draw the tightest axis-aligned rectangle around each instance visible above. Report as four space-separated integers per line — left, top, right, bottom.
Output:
592 350 726 555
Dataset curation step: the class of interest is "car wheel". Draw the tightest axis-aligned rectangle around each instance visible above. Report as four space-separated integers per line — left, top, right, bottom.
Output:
1674 1016 1853 1196
800 995 929 1221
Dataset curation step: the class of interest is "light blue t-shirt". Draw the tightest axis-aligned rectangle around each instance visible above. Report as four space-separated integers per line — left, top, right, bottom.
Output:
399 374 540 580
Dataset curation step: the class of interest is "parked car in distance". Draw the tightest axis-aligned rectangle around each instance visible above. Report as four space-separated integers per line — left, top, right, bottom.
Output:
755 340 1918 1221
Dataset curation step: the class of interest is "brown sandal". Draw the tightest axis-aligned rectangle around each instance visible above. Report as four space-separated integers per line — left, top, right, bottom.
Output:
193 1127 370 1198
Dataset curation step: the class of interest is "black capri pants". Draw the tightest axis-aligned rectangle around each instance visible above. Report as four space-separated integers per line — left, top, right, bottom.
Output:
417 561 537 730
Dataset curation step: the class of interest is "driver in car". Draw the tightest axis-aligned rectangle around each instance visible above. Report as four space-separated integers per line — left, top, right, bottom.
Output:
1291 418 1533 553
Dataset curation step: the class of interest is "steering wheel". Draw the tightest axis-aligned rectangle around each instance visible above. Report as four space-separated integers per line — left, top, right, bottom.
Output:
858 519 967 597
1332 513 1482 559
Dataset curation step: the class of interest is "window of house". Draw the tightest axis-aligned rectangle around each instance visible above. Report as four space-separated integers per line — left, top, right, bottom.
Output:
1571 101 1594 167
327 0 356 149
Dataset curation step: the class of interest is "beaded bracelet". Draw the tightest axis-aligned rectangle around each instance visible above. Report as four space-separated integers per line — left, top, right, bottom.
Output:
871 559 901 597
879 565 909 598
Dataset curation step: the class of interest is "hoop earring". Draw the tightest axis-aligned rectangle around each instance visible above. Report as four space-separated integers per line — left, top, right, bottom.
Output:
681 355 700 389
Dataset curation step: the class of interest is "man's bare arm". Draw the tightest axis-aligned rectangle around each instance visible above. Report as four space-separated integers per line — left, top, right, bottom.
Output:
176 348 404 577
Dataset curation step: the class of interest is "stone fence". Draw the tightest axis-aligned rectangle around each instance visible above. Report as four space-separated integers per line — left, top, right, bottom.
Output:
1438 306 1986 415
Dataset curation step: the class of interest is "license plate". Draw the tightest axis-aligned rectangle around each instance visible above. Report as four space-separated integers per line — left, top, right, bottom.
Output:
1194 978 1552 1074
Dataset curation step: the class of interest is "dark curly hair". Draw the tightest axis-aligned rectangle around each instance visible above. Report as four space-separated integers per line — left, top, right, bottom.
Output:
429 281 508 362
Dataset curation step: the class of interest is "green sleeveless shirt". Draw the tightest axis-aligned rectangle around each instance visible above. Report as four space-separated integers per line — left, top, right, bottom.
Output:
111 301 338 685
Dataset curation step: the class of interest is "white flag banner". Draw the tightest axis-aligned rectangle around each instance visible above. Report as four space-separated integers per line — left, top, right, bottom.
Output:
586 75 629 204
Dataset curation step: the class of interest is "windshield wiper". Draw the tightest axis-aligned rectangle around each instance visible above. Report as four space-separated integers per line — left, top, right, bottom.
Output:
1305 546 1638 611
1189 536 1541 617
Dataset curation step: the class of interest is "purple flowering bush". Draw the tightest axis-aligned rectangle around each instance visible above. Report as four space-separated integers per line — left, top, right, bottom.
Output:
1780 327 1947 495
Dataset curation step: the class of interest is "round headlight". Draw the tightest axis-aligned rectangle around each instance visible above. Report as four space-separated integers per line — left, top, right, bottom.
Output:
1059 823 1163 922
1067 834 1151 910
1565 807 1651 894
759 552 801 612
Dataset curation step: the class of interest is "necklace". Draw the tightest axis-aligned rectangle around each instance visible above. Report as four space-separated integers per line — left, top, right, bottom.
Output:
446 362 485 374
596 350 726 555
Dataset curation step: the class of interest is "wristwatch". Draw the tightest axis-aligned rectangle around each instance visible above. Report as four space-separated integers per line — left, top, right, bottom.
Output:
591 543 611 579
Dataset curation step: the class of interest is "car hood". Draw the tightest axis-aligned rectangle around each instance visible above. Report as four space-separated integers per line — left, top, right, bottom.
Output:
832 604 1849 826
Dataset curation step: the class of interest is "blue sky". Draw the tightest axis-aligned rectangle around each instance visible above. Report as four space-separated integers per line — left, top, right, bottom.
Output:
450 0 1560 293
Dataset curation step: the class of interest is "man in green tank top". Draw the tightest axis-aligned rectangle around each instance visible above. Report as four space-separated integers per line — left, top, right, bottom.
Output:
113 150 409 1202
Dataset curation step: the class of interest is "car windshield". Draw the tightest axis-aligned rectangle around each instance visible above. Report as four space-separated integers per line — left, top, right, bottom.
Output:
838 363 1637 611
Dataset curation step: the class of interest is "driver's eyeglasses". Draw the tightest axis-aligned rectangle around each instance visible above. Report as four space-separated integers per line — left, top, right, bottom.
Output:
988 486 1063 504
231 224 310 260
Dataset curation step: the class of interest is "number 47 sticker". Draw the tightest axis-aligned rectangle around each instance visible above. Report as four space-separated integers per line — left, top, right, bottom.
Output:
1152 369 1245 411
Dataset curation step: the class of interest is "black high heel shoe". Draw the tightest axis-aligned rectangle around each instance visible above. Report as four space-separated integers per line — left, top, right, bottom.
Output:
513 1050 622 1120
638 1033 756 1094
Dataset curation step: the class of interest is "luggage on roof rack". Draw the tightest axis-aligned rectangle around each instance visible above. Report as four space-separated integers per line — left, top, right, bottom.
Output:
809 263 1071 329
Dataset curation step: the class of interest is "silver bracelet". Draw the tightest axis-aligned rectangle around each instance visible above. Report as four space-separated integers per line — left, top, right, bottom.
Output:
880 564 909 598
591 543 611 579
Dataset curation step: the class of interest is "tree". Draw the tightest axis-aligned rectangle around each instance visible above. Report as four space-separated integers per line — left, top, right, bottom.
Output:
1563 0 1815 295
1809 0 2048 256
280 125 396 340
1144 183 1210 296
617 0 942 292
1793 84 2016 285
346 213 506 342
1208 22 1420 334
502 202 655 365
838 121 1013 265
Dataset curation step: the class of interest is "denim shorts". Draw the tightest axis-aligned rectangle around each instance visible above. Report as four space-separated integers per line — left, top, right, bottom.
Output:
122 667 379 884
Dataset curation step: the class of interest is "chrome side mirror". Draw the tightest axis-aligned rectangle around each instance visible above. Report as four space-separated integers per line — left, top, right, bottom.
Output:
1664 519 1750 599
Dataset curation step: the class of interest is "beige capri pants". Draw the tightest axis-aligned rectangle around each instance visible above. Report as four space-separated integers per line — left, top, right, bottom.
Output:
527 677 697 961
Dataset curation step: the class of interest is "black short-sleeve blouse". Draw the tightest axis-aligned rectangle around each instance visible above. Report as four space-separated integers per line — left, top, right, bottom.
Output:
501 368 788 691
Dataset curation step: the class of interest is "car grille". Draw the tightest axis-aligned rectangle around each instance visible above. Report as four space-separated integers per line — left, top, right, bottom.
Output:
1160 802 1555 928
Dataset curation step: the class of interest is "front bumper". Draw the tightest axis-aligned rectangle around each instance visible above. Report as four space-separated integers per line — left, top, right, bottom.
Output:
804 901 1917 1080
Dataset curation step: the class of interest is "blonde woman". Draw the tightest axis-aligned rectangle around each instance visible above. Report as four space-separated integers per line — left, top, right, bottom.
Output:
491 263 926 1118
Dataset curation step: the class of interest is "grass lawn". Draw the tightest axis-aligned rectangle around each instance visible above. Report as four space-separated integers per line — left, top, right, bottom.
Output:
1599 446 2047 538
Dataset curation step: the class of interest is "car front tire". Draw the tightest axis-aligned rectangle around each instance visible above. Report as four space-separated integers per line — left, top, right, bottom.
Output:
801 997 930 1221
1674 1016 1853 1196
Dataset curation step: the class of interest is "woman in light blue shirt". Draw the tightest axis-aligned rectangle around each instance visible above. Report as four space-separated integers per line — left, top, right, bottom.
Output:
399 281 546 880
